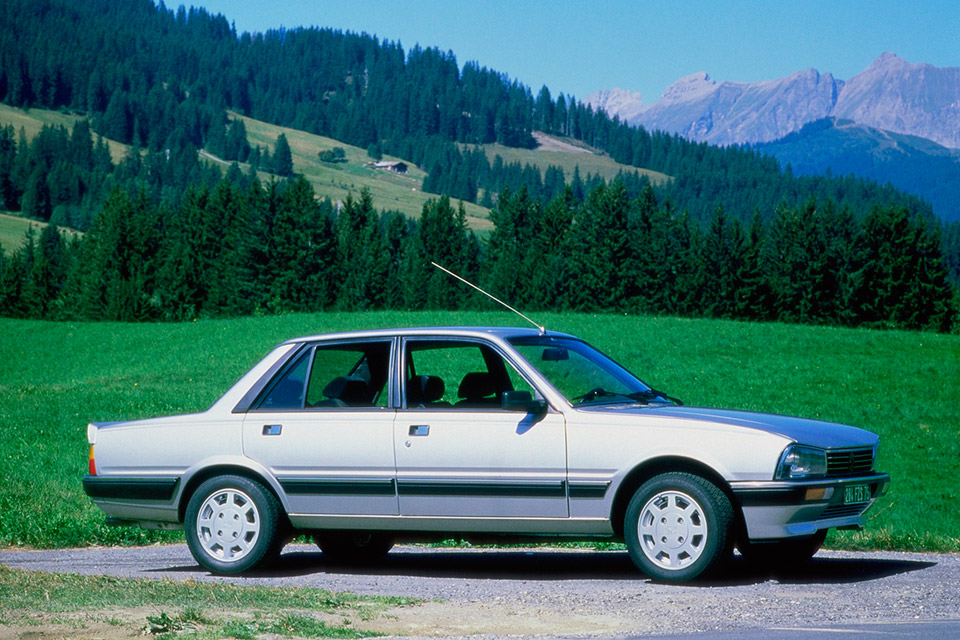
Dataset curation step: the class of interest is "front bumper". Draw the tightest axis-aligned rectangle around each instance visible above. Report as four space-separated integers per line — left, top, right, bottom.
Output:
730 473 890 540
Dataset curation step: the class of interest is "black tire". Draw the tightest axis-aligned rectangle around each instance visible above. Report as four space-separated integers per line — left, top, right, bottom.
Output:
624 472 734 582
184 475 283 574
738 530 827 568
314 531 395 563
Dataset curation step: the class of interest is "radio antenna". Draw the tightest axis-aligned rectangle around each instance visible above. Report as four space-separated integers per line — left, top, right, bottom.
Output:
431 261 545 334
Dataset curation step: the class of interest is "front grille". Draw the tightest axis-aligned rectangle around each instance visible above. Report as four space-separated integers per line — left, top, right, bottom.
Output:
826 447 874 477
821 503 869 519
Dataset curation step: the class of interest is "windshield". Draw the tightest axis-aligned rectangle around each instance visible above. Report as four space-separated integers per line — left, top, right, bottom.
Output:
508 336 674 406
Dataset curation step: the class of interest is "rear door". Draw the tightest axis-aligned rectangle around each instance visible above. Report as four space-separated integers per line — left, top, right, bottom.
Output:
242 339 399 516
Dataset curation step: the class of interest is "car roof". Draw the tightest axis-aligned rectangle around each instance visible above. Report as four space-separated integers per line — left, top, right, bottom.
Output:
279 326 576 345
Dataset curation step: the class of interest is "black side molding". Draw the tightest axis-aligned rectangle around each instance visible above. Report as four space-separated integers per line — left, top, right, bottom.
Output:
82 476 180 501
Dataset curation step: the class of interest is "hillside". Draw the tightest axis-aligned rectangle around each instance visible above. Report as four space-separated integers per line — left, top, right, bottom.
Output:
0 103 494 229
475 132 671 186
0 104 669 233
756 119 960 224
0 212 82 253
0 103 127 162
226 112 493 229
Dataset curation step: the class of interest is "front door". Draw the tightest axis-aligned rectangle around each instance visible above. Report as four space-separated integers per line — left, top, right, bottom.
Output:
394 338 568 519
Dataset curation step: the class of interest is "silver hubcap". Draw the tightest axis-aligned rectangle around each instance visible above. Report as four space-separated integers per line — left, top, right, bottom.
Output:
196 489 260 563
638 490 707 570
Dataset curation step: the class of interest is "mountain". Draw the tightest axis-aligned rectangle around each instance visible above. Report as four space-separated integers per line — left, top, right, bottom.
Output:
589 54 960 149
834 53 960 149
756 118 960 224
606 69 842 146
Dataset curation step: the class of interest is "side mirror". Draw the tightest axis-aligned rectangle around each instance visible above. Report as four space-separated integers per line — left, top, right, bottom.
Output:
502 390 546 415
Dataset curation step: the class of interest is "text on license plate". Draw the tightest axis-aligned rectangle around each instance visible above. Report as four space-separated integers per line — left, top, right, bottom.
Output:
844 484 871 504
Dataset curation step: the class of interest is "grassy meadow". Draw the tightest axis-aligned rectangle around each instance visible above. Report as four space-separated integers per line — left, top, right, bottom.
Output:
0 212 84 254
0 565 415 637
0 312 958 552
0 103 128 162
233 112 494 230
476 132 672 186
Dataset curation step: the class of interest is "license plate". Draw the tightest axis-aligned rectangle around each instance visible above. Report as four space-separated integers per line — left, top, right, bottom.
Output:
844 484 871 504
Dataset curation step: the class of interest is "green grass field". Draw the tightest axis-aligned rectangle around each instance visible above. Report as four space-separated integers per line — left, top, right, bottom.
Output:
1 312 957 552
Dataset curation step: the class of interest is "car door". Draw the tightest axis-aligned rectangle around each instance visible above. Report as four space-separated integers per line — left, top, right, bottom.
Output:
394 337 568 519
242 339 399 516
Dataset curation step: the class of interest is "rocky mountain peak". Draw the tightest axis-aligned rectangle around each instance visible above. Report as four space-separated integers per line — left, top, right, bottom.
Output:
585 88 645 121
660 71 717 103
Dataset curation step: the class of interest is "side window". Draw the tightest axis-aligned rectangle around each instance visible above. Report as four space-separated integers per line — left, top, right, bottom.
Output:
305 341 391 408
404 340 535 409
257 341 390 410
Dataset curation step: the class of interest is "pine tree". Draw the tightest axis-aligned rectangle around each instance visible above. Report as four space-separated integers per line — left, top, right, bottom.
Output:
336 188 389 309
271 133 294 177
701 206 745 319
734 212 773 320
269 176 337 310
0 125 20 209
568 181 635 311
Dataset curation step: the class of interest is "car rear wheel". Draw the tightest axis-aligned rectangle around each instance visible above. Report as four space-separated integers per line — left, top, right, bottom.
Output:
314 531 394 563
738 530 827 568
624 472 734 582
185 475 283 574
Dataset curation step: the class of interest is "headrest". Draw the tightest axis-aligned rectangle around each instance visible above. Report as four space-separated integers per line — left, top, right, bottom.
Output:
408 375 445 404
457 372 496 399
322 376 369 403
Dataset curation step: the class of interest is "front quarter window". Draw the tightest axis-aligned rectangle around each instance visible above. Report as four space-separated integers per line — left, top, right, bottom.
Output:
258 349 310 409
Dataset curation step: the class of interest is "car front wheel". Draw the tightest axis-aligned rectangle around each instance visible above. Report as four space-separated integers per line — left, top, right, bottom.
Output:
624 472 734 582
185 475 283 574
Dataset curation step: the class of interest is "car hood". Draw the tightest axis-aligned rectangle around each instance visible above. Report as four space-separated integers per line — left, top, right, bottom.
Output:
578 404 879 449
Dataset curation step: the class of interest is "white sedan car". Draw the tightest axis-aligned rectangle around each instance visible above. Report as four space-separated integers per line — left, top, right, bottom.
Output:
83 327 889 582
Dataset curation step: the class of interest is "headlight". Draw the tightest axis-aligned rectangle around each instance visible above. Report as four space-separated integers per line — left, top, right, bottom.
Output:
776 445 827 479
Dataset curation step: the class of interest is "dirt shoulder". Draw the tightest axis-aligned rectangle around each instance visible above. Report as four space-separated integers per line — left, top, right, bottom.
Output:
3 545 960 638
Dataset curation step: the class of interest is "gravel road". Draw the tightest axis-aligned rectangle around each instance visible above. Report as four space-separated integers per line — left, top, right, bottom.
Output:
3 544 959 638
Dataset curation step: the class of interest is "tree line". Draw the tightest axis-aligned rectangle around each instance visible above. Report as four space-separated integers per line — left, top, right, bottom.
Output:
1 176 954 332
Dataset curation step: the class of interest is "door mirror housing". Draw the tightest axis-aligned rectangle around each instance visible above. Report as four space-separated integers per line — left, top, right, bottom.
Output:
502 390 546 415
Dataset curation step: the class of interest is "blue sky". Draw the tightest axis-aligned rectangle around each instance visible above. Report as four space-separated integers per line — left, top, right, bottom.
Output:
189 0 960 104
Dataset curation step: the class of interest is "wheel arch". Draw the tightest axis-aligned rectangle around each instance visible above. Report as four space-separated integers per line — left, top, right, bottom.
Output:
177 464 286 524
609 456 738 538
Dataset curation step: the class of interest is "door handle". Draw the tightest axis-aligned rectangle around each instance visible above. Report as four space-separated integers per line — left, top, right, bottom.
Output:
408 425 430 436
262 424 282 436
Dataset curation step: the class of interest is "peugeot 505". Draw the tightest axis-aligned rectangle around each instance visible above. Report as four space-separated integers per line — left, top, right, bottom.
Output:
83 327 889 582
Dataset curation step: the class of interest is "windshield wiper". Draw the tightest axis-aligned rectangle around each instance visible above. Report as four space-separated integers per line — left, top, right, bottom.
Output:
627 389 684 406
573 387 634 405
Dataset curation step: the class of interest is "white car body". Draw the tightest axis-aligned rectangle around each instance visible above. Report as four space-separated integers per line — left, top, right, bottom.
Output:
84 327 889 581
